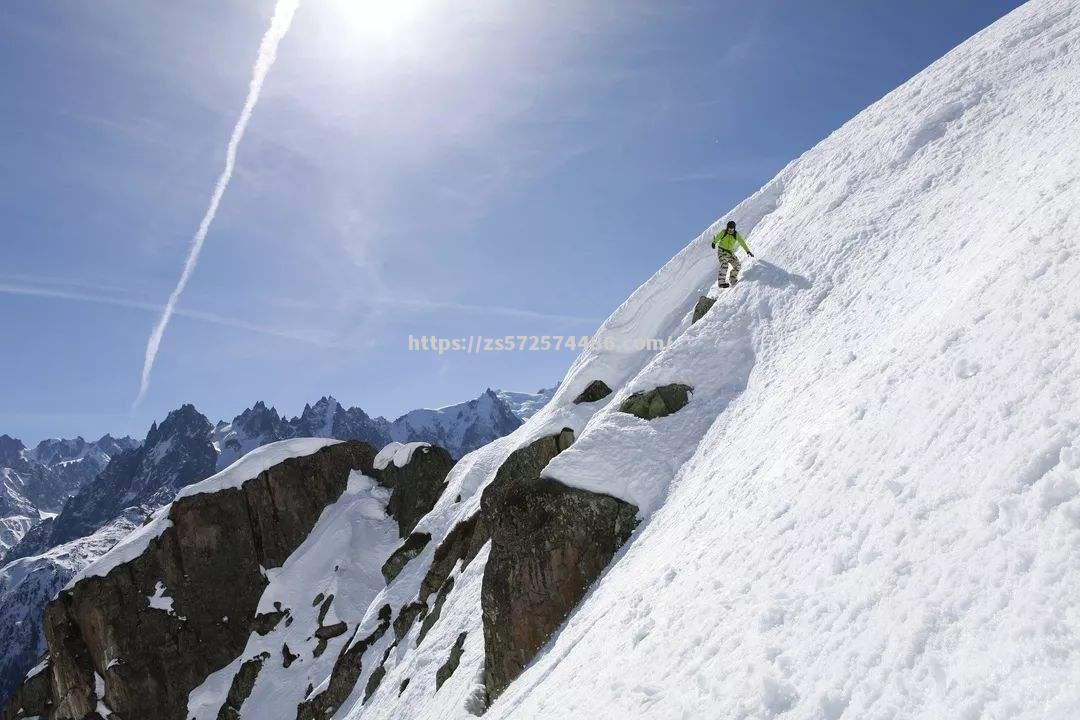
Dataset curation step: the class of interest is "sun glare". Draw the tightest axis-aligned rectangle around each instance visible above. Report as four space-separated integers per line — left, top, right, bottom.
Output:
333 0 423 39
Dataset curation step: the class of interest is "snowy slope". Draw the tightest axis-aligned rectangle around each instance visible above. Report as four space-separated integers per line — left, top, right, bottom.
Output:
319 1 1080 718
186 470 400 720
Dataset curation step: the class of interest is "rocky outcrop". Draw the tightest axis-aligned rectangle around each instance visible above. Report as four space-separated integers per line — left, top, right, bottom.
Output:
0 661 51 720
416 577 455 646
481 476 638 701
0 433 459 720
435 632 468 691
216 652 270 720
418 513 488 606
376 446 454 537
296 605 391 720
618 384 693 420
393 602 427 642
296 429 579 715
692 295 716 323
39 441 377 720
572 380 612 404
381 533 431 584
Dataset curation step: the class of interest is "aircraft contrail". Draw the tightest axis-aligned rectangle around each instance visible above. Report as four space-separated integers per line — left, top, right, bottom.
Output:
134 0 299 408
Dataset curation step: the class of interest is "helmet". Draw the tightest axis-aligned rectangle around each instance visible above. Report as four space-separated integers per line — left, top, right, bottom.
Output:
726 220 736 230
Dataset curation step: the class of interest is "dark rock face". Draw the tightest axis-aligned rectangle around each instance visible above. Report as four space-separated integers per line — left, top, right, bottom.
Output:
416 577 455 647
478 432 639 702
38 442 378 720
572 380 613 404
381 533 431 585
435 632 468 691
0 662 51 720
418 513 488 606
375 446 454 537
392 602 427 642
363 660 386 703
253 608 290 636
216 652 270 720
6 437 455 720
296 605 391 720
692 295 717 323
618 384 693 420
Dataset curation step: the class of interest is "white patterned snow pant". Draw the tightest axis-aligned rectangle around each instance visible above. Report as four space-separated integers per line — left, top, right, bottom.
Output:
717 249 741 287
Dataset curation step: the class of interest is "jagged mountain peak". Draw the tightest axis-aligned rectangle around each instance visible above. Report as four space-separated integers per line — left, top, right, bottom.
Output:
0 436 27 467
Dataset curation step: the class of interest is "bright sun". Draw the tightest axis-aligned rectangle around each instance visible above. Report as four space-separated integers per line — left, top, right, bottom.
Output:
333 0 423 38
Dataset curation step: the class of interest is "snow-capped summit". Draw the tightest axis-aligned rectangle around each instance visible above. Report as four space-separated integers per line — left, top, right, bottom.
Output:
36 405 217 552
388 388 523 458
0 433 138 556
212 400 291 470
495 386 558 420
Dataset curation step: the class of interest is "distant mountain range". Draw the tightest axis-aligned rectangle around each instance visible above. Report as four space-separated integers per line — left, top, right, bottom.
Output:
0 434 137 554
0 385 554 705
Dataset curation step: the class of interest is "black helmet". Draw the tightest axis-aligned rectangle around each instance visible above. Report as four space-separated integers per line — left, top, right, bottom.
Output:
726 220 736 230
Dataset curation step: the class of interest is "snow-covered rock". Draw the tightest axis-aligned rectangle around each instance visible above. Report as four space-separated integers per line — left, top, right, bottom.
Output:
374 442 432 471
8 437 456 720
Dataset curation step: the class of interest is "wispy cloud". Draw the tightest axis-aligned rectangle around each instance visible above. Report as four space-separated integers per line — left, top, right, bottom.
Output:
387 297 601 325
135 0 299 408
0 281 331 347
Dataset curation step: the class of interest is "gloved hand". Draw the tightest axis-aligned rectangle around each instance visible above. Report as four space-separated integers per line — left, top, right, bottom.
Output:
747 251 755 257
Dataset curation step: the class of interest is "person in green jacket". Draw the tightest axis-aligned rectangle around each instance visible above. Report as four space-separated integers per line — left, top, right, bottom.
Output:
711 220 754 288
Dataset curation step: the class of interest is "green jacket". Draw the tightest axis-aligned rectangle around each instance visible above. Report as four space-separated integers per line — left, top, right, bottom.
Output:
711 229 750 254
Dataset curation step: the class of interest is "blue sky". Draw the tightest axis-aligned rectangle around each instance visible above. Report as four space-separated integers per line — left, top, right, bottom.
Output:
1 0 1023 444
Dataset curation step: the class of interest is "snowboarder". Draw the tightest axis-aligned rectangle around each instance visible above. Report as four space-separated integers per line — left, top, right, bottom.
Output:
711 220 754 288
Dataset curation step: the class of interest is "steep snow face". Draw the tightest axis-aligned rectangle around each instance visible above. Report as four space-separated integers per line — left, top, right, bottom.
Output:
319 2 1080 719
484 2 1080 718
